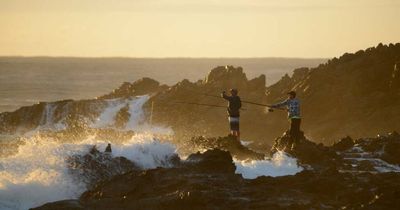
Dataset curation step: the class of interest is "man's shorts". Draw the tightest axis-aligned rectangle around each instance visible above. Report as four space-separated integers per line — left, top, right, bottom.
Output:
229 117 240 131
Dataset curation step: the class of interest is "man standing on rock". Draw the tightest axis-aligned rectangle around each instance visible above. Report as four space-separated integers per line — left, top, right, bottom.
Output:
271 91 302 147
222 89 242 140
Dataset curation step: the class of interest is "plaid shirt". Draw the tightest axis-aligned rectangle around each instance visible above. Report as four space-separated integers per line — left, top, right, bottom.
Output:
272 98 301 119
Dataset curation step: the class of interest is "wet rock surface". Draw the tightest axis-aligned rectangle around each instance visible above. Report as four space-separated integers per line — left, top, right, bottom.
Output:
271 130 400 173
271 131 340 170
185 135 265 160
336 132 400 173
32 144 400 210
66 146 141 189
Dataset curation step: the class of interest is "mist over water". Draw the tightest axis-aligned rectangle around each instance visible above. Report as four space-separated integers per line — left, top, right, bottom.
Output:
0 95 302 209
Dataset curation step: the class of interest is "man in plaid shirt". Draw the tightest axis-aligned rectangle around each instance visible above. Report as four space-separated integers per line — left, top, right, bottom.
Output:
271 91 302 145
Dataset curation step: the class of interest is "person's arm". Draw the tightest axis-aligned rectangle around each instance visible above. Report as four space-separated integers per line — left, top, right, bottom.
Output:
271 99 288 108
221 91 230 101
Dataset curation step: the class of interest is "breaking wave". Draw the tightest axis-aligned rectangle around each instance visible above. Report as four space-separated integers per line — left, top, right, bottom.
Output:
234 151 303 179
0 95 302 209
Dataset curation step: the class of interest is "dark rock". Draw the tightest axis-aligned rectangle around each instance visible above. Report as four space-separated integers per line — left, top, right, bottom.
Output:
354 132 400 165
31 135 400 210
186 149 236 173
114 104 130 128
99 77 168 99
357 160 376 171
265 43 400 143
390 61 400 90
271 131 340 170
66 146 140 189
185 135 265 160
30 200 84 210
332 136 354 151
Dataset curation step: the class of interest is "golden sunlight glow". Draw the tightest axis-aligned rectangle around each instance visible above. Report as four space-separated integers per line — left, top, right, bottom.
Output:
0 0 399 57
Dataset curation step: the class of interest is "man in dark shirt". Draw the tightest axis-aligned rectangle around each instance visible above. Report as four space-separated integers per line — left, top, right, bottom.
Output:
222 89 242 140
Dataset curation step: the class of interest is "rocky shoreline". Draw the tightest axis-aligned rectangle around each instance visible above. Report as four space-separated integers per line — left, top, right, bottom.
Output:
31 131 400 210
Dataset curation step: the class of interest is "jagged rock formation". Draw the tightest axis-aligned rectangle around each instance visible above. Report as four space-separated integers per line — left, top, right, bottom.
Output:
333 131 400 172
265 43 400 143
32 146 400 210
147 65 268 142
66 143 181 189
271 130 400 173
270 131 340 170
0 65 268 144
0 99 100 134
185 135 265 160
98 77 168 99
2 43 400 146
66 146 140 189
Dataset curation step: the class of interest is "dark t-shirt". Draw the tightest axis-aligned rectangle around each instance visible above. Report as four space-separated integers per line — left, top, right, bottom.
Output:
222 94 242 117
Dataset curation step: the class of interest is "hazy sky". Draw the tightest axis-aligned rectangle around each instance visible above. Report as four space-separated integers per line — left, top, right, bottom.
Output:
1 0 399 58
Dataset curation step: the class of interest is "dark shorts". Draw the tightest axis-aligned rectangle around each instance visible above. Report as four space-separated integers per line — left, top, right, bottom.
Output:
229 117 240 131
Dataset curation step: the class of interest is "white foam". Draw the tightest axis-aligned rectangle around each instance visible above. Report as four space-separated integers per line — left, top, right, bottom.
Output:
125 95 149 130
91 98 128 128
0 95 176 210
35 102 68 132
234 151 303 179
0 134 177 210
0 140 87 210
90 96 142 129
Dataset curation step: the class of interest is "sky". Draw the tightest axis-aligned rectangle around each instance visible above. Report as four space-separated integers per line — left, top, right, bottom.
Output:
0 0 399 58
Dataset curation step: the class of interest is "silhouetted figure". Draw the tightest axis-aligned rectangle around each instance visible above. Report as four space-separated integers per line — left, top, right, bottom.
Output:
105 143 112 153
222 89 242 140
271 91 301 148
89 145 100 155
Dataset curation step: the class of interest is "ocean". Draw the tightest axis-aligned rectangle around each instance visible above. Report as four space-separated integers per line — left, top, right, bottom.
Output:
0 57 326 113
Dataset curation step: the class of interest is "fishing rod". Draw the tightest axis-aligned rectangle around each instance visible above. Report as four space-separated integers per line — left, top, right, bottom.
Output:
174 101 226 108
174 101 247 110
184 89 285 110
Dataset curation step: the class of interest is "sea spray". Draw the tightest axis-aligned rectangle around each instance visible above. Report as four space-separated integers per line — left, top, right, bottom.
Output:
234 151 303 179
91 98 130 128
125 95 149 130
91 95 149 130
0 134 178 210
0 139 87 210
0 95 176 210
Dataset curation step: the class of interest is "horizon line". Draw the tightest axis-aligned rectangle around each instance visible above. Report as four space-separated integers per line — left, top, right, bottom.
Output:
0 55 330 60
